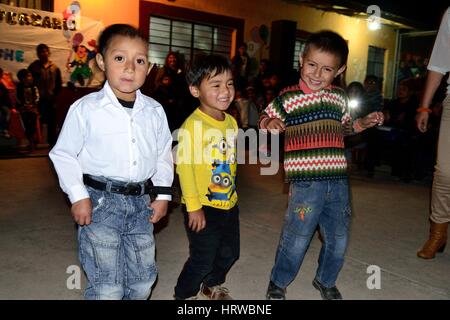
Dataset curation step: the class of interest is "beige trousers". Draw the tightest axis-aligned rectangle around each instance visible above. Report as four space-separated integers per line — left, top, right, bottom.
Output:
431 94 450 223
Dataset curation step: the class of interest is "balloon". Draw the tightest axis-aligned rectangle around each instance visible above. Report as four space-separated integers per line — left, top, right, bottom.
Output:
63 29 72 40
62 8 72 20
72 32 84 46
70 1 81 15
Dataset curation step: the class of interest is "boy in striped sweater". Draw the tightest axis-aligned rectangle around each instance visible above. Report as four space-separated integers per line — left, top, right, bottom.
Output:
260 30 383 300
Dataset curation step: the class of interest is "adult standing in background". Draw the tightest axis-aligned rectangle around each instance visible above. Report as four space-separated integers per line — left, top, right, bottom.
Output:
154 51 196 130
231 43 251 92
416 7 450 259
28 43 62 147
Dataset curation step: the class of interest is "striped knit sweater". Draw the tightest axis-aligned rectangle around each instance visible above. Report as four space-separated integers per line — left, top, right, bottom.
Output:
264 80 351 182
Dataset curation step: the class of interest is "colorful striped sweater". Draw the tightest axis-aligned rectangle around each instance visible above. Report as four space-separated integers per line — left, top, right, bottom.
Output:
264 80 351 182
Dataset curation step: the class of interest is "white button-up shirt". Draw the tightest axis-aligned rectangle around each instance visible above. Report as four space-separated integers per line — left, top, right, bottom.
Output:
428 7 450 93
49 81 174 203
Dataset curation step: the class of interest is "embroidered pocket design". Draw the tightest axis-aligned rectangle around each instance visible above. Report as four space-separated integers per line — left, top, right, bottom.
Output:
294 206 312 221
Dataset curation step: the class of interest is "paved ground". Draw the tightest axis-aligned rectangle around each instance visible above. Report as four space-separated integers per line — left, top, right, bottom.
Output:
0 155 449 300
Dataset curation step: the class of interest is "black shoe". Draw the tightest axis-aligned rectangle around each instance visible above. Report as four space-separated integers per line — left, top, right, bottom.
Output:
312 278 342 300
266 281 286 300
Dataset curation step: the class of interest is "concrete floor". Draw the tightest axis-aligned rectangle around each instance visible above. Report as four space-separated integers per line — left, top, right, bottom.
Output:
0 155 449 300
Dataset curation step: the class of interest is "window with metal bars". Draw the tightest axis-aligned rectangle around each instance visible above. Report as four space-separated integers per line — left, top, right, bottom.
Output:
292 39 307 71
0 0 53 11
149 16 233 67
367 45 385 80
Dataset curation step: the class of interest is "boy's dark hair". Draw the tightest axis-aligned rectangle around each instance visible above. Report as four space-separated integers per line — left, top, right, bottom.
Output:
303 30 349 67
98 24 147 56
186 53 232 87
17 68 30 81
36 43 49 55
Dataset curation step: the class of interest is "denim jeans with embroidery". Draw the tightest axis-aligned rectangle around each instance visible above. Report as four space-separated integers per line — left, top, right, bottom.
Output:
78 186 156 300
270 179 351 289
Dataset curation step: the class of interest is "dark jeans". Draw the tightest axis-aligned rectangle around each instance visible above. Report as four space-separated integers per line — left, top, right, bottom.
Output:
38 97 57 146
174 205 240 299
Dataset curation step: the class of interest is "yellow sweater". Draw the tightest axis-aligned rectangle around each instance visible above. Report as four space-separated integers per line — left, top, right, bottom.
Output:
176 108 238 212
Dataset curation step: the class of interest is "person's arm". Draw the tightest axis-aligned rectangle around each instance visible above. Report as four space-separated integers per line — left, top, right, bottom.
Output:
417 7 450 132
48 99 91 225
258 95 286 133
148 106 174 223
150 106 174 201
416 71 444 132
48 99 89 204
176 120 202 212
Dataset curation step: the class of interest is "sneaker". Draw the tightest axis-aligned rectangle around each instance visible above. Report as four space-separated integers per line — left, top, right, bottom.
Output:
200 284 233 300
266 281 286 300
312 278 342 300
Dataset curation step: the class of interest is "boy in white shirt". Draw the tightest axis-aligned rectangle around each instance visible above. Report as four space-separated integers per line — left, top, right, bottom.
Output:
49 24 173 299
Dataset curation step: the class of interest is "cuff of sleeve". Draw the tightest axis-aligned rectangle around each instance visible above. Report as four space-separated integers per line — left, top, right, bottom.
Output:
353 119 364 133
184 197 202 212
68 184 90 204
156 194 172 201
427 65 448 75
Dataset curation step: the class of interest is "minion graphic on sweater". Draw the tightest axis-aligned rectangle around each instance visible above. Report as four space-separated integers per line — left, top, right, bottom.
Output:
206 137 237 207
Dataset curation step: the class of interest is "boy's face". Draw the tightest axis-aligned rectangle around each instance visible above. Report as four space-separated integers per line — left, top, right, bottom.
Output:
38 48 50 62
189 69 235 117
96 35 150 101
300 46 345 92
24 73 33 86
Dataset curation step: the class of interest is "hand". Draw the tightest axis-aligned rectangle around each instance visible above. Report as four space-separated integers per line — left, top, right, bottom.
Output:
71 198 92 225
416 112 429 133
361 111 384 128
149 199 169 224
265 118 286 134
187 209 206 232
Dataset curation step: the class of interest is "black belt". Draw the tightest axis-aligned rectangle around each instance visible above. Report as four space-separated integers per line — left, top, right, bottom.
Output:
83 174 173 196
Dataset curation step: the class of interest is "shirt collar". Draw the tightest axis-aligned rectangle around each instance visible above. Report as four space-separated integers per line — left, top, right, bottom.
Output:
99 81 145 112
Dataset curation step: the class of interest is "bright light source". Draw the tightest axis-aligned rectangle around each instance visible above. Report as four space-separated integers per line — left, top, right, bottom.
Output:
368 20 381 30
349 99 359 109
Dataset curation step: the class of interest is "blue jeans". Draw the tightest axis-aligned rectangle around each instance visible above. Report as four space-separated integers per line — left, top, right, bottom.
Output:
270 179 351 289
78 186 157 300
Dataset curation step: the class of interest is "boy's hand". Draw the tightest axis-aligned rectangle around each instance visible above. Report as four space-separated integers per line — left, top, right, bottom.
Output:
149 199 169 224
360 111 384 129
416 112 429 133
71 198 92 226
188 209 206 232
265 118 286 134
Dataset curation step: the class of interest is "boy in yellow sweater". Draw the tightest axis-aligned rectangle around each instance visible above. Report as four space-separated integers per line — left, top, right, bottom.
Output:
174 53 239 300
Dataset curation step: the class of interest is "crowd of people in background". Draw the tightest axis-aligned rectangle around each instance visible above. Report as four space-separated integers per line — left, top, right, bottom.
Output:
344 74 444 182
0 40 444 184
1 43 62 152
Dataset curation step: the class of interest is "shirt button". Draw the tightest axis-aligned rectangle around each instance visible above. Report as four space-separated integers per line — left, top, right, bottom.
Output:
133 161 137 166
132 138 136 143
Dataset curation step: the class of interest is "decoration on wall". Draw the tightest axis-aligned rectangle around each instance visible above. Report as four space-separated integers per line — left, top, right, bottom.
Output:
0 3 104 87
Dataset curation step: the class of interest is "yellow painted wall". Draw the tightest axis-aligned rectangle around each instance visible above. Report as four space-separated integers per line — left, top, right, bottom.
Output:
55 0 399 97
55 0 139 28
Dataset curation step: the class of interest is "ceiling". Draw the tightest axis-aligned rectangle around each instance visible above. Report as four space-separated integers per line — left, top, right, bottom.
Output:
283 0 449 30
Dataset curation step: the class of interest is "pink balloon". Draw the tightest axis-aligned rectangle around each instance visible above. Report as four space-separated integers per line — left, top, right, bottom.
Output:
72 33 84 46
62 8 72 20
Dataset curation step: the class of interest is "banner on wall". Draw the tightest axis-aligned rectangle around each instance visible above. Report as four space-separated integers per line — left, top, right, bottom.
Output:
0 3 104 87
